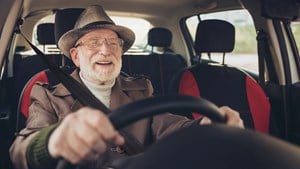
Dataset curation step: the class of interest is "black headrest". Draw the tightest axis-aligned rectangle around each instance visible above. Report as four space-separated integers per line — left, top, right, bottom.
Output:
148 27 172 47
194 19 235 54
37 23 55 45
54 8 84 45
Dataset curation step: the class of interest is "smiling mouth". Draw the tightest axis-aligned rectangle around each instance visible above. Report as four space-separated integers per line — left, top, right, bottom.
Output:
96 61 112 65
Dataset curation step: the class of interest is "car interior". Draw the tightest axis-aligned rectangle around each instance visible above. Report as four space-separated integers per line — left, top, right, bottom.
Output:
1 0 300 168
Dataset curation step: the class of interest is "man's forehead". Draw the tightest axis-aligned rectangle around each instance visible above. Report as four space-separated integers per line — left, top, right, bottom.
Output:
79 29 119 41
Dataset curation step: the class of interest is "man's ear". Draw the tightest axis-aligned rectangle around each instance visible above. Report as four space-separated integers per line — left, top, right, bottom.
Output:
70 48 80 67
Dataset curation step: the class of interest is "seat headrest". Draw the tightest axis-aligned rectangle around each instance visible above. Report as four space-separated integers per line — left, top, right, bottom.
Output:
37 23 55 45
194 19 235 54
54 8 84 45
148 27 172 47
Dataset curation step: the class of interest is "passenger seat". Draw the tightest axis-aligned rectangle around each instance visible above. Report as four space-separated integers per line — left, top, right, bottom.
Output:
170 20 271 134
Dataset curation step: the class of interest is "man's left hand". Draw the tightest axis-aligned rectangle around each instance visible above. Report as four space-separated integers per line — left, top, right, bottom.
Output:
199 106 244 128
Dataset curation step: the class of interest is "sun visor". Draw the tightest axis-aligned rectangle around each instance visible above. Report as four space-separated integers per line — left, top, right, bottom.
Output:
262 0 299 20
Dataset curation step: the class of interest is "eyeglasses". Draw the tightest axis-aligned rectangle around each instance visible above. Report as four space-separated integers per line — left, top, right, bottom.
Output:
74 37 124 50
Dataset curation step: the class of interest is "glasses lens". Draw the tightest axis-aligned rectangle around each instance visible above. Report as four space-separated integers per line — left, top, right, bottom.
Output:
85 38 102 49
107 38 122 46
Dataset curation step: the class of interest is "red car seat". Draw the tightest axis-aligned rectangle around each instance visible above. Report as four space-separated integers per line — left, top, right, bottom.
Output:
170 20 271 134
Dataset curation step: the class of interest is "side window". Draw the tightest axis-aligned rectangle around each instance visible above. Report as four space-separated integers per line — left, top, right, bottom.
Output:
291 21 300 54
186 10 258 73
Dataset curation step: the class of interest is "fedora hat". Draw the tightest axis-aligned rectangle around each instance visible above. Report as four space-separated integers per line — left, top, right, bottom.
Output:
58 5 135 58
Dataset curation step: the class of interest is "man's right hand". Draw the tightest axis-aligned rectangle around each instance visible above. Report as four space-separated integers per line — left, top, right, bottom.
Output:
48 107 124 164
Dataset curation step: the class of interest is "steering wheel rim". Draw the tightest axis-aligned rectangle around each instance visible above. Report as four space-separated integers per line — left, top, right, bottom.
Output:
110 95 226 129
56 95 226 169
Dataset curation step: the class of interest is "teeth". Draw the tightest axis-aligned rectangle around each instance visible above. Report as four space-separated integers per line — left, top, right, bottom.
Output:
97 61 111 64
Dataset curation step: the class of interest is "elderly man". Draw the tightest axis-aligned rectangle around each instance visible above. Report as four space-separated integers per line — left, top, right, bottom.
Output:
10 5 243 169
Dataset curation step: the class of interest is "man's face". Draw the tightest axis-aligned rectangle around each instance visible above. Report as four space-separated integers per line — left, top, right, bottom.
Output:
70 29 123 85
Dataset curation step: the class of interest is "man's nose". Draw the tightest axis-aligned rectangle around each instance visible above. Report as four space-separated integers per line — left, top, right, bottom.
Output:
97 42 111 55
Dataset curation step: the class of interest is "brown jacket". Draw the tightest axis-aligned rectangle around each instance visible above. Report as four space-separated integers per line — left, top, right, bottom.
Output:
10 70 195 169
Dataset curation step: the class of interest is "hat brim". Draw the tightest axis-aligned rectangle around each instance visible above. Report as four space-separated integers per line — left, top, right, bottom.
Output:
58 24 135 58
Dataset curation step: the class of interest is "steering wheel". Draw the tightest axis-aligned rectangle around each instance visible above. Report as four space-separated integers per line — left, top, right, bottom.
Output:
56 95 226 169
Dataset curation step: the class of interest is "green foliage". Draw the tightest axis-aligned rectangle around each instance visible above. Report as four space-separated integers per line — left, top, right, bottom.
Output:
291 24 300 51
233 25 257 54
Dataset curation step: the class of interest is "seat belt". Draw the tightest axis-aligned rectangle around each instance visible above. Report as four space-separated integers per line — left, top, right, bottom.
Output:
257 30 267 89
257 29 279 88
20 33 144 167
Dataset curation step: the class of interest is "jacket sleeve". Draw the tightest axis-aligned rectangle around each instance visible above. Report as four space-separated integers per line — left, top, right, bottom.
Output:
26 124 59 169
141 78 198 141
9 83 59 169
152 113 197 141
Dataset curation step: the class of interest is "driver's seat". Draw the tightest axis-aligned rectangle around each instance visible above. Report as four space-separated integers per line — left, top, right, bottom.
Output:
170 20 271 134
16 8 83 131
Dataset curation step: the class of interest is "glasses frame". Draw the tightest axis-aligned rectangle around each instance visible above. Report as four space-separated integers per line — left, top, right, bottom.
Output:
74 37 124 50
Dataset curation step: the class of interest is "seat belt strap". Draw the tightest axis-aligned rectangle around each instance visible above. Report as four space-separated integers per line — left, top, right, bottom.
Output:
257 29 279 87
257 30 267 89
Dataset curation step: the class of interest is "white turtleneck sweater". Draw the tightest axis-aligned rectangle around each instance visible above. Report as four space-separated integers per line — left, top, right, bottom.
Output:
79 72 115 108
